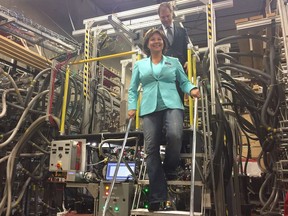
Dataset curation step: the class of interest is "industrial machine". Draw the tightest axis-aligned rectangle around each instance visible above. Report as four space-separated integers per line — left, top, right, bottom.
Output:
0 0 288 215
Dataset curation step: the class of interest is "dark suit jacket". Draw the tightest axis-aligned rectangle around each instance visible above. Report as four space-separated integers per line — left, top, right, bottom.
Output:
159 24 189 66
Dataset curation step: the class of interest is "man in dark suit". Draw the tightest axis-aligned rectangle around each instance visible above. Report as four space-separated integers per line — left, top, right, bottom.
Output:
158 2 189 103
158 2 189 68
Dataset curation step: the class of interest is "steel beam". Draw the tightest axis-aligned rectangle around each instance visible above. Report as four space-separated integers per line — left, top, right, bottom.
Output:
108 15 138 40
236 16 280 31
83 0 194 25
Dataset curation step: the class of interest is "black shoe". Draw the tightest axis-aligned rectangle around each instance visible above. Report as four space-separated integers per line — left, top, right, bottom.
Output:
148 202 160 212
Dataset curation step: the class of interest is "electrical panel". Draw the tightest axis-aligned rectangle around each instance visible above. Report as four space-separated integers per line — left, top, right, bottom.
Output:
49 139 86 172
98 182 134 216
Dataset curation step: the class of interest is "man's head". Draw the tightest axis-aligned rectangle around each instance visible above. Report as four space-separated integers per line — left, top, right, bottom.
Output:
158 2 173 28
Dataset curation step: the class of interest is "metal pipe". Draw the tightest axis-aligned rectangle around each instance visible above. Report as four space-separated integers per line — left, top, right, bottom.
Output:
102 118 132 216
190 77 199 215
199 82 207 216
207 2 216 115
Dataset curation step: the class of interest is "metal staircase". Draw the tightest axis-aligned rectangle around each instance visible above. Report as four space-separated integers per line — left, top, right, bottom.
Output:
130 82 211 216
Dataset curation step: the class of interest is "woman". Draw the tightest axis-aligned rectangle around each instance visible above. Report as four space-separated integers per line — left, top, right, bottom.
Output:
128 29 200 212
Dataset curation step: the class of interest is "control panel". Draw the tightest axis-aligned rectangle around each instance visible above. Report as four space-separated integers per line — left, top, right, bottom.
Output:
49 139 86 172
98 182 134 216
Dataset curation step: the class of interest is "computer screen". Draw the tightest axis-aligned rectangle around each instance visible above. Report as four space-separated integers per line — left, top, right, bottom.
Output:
105 162 136 181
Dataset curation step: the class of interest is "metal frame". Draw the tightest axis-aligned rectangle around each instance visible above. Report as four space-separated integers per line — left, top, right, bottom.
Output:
82 0 197 25
108 15 138 40
0 5 79 54
72 0 233 37
236 16 281 31
278 0 288 65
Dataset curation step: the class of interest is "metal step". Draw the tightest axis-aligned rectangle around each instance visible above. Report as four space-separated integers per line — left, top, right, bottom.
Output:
131 208 202 216
138 180 203 186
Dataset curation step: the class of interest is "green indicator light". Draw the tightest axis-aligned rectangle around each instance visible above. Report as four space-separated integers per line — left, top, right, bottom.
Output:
144 204 149 209
114 206 119 212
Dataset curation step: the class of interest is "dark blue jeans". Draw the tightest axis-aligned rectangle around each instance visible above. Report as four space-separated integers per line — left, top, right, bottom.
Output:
142 109 183 203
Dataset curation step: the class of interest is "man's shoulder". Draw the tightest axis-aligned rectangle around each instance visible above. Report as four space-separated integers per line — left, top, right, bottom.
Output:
175 25 186 32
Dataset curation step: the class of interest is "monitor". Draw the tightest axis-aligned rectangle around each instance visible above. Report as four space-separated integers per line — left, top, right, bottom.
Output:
105 162 136 181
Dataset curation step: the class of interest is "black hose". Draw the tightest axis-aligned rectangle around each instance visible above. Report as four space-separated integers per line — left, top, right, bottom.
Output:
219 62 271 80
260 42 277 129
202 34 269 77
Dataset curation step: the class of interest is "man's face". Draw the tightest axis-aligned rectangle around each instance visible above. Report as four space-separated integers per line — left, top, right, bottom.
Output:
159 7 173 28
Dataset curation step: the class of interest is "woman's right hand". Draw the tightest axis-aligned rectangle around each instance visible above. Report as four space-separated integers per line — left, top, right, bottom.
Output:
128 110 136 119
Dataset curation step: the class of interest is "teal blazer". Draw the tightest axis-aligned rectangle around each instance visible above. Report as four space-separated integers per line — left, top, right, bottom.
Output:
128 55 196 116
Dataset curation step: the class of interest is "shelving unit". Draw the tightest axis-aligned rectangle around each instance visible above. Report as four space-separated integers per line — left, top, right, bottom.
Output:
98 64 122 100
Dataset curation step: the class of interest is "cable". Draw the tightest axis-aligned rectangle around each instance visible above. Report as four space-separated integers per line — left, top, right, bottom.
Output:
98 137 138 157
0 68 24 106
0 90 50 149
3 115 59 216
24 68 51 107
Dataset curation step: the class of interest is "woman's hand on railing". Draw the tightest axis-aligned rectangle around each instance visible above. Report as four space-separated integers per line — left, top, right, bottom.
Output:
128 110 136 119
190 88 201 99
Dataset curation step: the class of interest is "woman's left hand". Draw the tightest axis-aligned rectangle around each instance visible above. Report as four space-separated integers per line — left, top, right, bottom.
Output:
190 88 201 98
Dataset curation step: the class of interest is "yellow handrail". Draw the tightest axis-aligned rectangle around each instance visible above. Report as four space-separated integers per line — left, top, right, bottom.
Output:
187 48 193 127
69 50 138 65
60 65 70 135
192 54 198 129
192 55 197 86
135 53 142 130
187 45 198 127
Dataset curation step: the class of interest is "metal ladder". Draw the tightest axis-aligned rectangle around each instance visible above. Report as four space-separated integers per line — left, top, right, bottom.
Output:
130 81 211 216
